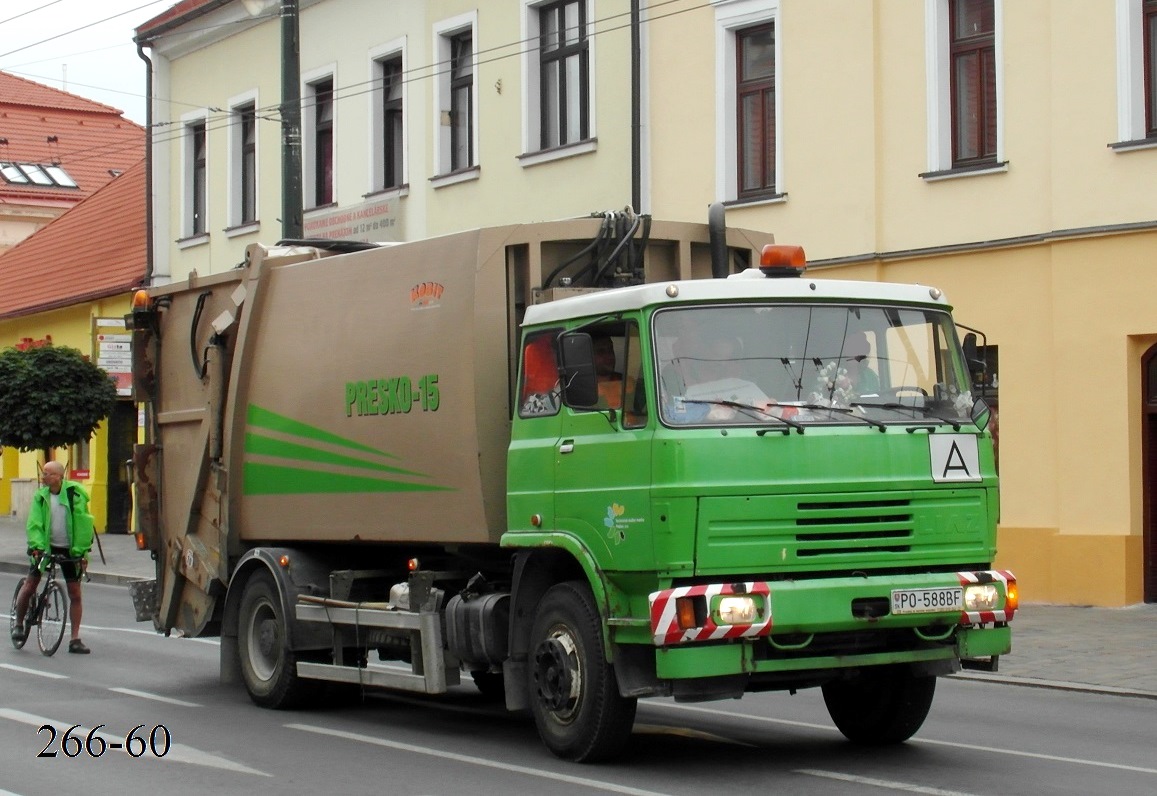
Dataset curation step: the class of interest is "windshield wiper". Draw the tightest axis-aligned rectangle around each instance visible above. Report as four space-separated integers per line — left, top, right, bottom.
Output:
792 403 887 432
680 399 806 434
850 401 962 431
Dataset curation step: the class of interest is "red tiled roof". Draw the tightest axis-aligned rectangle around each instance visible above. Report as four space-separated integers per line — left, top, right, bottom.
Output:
0 71 144 203
0 159 147 319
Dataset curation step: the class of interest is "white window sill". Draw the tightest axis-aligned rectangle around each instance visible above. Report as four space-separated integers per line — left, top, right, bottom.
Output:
919 161 1009 182
517 139 598 168
430 166 480 189
363 185 409 201
176 233 210 249
1108 138 1157 153
224 222 259 239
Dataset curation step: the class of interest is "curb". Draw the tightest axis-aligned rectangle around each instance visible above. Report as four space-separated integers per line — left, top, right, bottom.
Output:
949 671 1157 701
0 560 149 588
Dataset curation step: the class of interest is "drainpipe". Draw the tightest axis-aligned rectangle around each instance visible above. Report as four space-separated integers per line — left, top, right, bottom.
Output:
281 0 303 239
135 42 154 285
630 0 641 213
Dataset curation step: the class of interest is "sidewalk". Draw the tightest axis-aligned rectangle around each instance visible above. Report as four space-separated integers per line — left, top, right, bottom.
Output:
1 515 1154 698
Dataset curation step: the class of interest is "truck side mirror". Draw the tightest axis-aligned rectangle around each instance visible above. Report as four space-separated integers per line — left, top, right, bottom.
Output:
961 332 986 383
557 332 599 408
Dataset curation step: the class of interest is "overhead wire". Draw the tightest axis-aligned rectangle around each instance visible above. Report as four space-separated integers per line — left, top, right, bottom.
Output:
4 0 714 170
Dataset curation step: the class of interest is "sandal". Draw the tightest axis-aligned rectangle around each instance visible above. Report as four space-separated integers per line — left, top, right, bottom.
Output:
68 639 91 654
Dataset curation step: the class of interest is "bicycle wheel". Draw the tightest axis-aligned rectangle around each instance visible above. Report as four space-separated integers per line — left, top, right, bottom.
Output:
9 578 27 650
37 581 67 657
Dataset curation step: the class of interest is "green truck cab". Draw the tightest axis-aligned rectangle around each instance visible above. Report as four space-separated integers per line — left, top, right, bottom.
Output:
503 245 1013 759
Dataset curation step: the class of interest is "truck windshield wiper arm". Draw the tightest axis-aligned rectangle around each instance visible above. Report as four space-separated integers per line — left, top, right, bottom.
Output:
850 401 962 431
680 398 806 434
792 403 887 432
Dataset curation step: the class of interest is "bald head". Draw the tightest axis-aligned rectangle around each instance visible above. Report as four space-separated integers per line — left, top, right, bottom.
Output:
42 461 65 493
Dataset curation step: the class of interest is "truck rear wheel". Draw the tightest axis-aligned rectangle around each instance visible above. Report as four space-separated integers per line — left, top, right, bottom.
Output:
238 571 313 709
821 666 936 744
528 581 637 762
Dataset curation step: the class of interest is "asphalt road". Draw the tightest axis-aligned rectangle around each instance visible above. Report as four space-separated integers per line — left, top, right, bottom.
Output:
2 573 1154 796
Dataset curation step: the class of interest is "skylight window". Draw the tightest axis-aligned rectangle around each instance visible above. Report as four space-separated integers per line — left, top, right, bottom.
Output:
0 161 80 188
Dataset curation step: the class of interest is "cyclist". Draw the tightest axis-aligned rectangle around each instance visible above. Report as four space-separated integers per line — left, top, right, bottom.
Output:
11 461 94 654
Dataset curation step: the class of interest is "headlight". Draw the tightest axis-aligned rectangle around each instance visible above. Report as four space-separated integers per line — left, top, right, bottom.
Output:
963 583 1000 611
717 595 758 625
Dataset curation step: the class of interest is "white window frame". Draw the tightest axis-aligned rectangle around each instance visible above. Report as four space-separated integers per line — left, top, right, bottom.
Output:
432 12 479 185
1114 0 1157 148
369 38 409 196
302 65 338 209
227 90 260 234
519 0 597 167
924 0 1006 177
179 108 210 244
713 0 782 202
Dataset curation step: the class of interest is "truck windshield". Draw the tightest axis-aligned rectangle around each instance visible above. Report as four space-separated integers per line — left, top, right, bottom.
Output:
653 304 973 428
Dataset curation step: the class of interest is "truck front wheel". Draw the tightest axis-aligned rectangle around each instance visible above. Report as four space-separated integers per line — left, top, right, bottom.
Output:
528 581 637 762
238 571 313 709
821 666 936 744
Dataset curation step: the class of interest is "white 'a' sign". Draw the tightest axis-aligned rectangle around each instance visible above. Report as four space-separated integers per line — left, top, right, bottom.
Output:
928 434 982 483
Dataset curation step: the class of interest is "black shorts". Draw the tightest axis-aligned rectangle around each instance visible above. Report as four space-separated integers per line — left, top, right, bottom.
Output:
27 546 83 582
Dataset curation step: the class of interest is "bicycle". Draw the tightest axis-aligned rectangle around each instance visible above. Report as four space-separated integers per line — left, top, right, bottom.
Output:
8 553 83 656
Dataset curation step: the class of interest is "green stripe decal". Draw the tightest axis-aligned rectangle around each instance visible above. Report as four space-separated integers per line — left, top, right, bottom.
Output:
247 404 396 458
244 433 425 477
243 462 452 496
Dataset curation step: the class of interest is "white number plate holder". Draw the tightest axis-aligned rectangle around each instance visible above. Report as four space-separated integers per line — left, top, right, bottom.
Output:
890 587 963 615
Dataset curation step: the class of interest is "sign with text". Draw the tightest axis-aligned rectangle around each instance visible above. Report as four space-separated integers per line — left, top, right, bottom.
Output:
302 198 401 242
93 317 132 397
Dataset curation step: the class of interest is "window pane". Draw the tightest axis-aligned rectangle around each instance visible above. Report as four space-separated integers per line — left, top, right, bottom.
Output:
741 94 763 191
741 26 774 81
542 6 559 52
954 52 980 160
564 1 579 46
565 53 581 143
452 86 470 169
953 0 994 39
1148 11 1157 133
543 60 560 148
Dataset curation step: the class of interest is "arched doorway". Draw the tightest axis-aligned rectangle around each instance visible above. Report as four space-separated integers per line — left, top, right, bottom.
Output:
1142 345 1157 603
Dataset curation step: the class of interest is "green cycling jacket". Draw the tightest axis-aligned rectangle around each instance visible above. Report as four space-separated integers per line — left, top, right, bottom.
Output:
26 480 95 560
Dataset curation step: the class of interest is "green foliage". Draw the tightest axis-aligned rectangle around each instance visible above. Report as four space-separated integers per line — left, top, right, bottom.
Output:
0 345 118 452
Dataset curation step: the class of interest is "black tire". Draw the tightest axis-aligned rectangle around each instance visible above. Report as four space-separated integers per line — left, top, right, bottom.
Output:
471 669 505 701
9 578 27 650
237 571 314 709
37 581 67 657
822 666 937 744
528 581 637 762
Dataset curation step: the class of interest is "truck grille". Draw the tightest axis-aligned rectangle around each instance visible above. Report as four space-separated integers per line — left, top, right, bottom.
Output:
696 490 988 573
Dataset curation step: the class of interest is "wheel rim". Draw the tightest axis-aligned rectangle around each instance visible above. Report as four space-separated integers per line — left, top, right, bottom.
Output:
244 599 280 681
532 627 582 719
38 583 66 655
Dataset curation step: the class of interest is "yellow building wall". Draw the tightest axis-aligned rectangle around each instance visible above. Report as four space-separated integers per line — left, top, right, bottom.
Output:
0 295 134 533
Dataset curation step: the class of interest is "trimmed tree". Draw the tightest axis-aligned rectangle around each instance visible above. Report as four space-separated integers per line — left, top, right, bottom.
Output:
0 344 118 453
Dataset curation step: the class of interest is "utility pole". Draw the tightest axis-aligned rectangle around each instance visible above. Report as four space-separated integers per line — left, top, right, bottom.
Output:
281 0 303 239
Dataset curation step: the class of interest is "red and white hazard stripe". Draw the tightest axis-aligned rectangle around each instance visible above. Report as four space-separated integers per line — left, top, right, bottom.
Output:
956 569 1017 624
648 582 773 646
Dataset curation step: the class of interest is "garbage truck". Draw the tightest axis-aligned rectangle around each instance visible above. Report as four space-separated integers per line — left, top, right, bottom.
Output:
127 211 1015 762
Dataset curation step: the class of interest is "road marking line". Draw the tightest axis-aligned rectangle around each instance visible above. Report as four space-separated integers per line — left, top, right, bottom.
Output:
82 624 219 644
644 702 1157 775
109 687 201 707
287 722 671 796
796 769 979 795
0 663 67 679
0 709 269 777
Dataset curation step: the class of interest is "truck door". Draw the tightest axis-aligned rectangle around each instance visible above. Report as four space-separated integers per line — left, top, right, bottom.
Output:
553 322 654 569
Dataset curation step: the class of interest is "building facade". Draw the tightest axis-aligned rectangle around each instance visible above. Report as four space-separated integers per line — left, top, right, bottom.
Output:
136 0 1157 605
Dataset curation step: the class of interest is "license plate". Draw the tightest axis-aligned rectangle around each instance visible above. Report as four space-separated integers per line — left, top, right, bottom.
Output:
890 587 963 615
